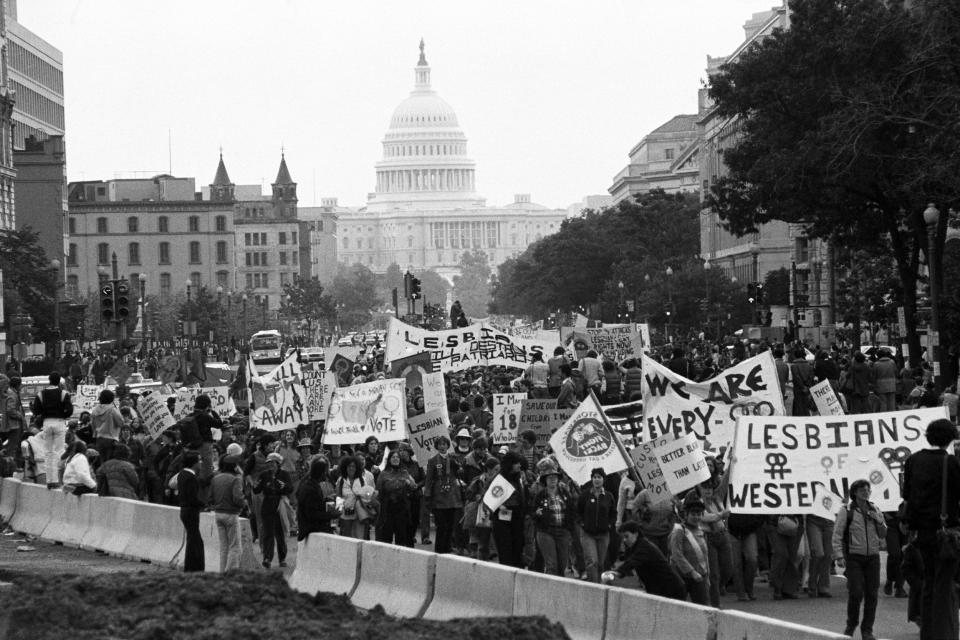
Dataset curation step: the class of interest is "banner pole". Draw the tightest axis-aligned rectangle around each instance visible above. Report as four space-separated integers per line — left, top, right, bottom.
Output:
588 388 641 487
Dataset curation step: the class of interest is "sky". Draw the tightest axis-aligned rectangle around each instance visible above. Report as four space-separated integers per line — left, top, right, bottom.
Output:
18 0 781 210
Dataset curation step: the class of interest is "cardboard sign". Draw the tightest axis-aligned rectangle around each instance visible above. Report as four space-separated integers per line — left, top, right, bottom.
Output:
560 325 644 361
407 409 449 469
492 393 527 445
483 474 517 511
549 394 629 485
302 363 336 421
728 407 948 514
74 385 102 414
250 353 309 432
172 385 235 421
390 351 435 379
641 352 785 453
323 378 407 444
810 380 845 416
384 317 556 374
629 435 671 503
139 391 175 440
519 398 560 448
654 432 711 495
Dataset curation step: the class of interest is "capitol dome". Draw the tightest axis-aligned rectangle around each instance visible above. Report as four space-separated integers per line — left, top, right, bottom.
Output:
369 40 482 211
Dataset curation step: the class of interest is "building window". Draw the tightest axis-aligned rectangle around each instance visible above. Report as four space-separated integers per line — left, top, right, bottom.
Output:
281 272 289 286
97 243 109 265
158 216 169 233
158 242 170 264
260 232 267 244
189 241 201 264
128 242 140 265
67 243 78 266
356 239 362 249
292 231 297 244
190 272 201 288
127 217 138 233
245 233 251 246
246 273 253 289
245 253 252 266
215 215 227 232
665 148 675 160
160 273 171 298
408 236 414 248
342 237 349 249
216 271 228 288
279 232 286 245
261 252 268 266
485 222 498 247
68 217 76 234
216 241 228 264
188 216 199 232
292 251 298 265
279 252 287 265
66 275 79 300
96 217 108 233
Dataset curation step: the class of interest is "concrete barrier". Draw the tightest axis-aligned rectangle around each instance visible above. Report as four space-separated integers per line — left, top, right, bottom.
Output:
715 609 849 640
351 541 436 617
8 482 54 537
0 478 21 525
423 555 517 619
122 500 183 566
288 533 362 597
513 571 608 640
40 491 94 547
79 496 137 556
605 586 716 640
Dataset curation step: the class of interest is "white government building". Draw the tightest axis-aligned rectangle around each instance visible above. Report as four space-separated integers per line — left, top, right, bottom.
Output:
336 41 574 282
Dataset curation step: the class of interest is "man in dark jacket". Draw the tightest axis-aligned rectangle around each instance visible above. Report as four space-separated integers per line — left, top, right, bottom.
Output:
177 451 204 572
255 452 293 568
602 521 685 600
191 394 222 501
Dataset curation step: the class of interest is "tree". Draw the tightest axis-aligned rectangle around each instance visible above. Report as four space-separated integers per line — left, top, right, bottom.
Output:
706 0 960 363
0 227 59 343
452 250 492 318
376 262 405 308
418 269 451 307
281 278 335 339
763 268 791 307
329 263 380 331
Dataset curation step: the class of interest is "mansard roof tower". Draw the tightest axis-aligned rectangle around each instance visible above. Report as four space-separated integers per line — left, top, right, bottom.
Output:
272 151 298 218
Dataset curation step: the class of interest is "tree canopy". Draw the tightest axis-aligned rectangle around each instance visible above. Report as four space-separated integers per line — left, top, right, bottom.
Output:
0 227 57 342
452 250 492 318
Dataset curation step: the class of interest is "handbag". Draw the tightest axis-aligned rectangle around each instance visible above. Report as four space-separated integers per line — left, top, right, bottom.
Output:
937 454 960 560
777 515 799 536
356 496 379 524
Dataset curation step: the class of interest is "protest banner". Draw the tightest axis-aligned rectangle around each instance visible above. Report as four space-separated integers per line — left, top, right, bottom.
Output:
560 325 644 361
604 399 645 445
384 317 557 374
728 407 948 514
641 351 785 454
390 350 435 379
328 353 355 388
323 378 407 444
74 385 102 414
483 473 516 511
406 409 449 469
654 432 711 495
139 391 175 440
810 380 845 416
173 385 235 421
519 398 559 447
421 371 448 416
491 393 527 445
250 353 309 432
302 363 336 421
549 394 630 485
629 435 670 503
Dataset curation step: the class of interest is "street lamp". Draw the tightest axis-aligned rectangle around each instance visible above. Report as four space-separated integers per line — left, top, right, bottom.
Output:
703 260 712 339
241 293 248 348
138 273 147 350
617 280 625 322
665 266 674 341
184 278 193 338
50 258 62 361
924 202 942 389
216 285 224 346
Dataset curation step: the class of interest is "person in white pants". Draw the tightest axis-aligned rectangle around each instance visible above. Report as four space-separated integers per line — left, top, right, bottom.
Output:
29 372 73 488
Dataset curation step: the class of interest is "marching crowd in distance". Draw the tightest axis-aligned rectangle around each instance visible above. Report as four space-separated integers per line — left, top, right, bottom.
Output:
0 334 958 640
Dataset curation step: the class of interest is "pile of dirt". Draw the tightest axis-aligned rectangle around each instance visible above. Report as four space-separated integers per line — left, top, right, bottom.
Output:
5 571 571 640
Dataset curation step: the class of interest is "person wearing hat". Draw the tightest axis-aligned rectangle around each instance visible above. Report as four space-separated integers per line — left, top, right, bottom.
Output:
210 454 245 571
253 451 293 569
424 435 463 554
577 467 616 582
532 458 576 576
669 492 710 605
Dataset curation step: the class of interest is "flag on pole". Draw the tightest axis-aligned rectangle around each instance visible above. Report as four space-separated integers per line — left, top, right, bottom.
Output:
482 473 517 511
549 392 630 485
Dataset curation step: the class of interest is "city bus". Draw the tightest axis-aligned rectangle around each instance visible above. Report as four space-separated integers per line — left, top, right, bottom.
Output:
250 330 284 365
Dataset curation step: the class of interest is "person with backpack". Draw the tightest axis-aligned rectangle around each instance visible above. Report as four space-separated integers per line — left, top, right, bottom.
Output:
832 479 887 640
30 372 73 488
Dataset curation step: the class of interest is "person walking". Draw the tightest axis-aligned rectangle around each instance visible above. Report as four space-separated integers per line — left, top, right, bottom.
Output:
255 452 293 569
424 436 463 554
375 449 417 546
832 479 887 640
296 457 339 540
669 492 710 605
1 375 24 461
902 418 960 640
210 454 245 572
577 467 616 582
531 458 575 577
547 347 568 398
807 511 836 598
872 349 898 411
91 389 123 463
30 372 73 488
177 451 205 572
490 450 529 568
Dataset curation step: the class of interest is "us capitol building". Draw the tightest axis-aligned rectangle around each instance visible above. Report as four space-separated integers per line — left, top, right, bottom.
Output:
335 41 574 282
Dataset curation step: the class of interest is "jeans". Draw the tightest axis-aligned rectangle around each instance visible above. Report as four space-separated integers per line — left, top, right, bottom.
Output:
806 517 834 594
770 531 802 596
536 527 572 576
580 529 610 583
260 500 286 564
884 516 905 589
493 515 526 568
43 419 68 484
844 554 880 635
215 512 241 572
728 532 758 598
683 575 709 606
706 530 733 607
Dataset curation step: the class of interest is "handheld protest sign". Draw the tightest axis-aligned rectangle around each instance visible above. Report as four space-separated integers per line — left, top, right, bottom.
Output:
323 377 407 444
492 393 526 446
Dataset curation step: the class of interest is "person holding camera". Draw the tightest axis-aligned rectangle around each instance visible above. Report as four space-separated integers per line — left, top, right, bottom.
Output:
832 479 887 640
254 452 293 569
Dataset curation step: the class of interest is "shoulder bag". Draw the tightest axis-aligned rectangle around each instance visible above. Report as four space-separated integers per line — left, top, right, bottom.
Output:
937 454 960 560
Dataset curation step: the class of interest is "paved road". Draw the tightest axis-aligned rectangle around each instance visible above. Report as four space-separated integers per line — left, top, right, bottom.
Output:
0 530 916 640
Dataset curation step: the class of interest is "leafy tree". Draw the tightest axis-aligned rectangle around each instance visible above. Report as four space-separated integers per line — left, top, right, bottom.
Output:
833 246 901 349
763 268 791 306
0 227 57 342
453 250 492 318
281 278 335 336
330 263 380 331
706 0 960 363
418 269 451 308
376 262 405 308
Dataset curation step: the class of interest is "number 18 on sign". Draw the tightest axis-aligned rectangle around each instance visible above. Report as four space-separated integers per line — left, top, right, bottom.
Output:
492 393 527 445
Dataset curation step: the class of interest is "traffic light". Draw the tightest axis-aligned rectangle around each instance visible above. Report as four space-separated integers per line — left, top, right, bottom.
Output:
746 283 757 304
115 279 131 320
756 283 765 304
403 271 412 299
410 276 422 300
100 283 116 320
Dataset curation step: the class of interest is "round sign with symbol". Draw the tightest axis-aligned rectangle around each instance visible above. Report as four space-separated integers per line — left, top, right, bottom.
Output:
565 417 612 459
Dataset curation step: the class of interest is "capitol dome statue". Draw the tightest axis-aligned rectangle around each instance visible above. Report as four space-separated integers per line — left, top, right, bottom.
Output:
368 40 484 211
